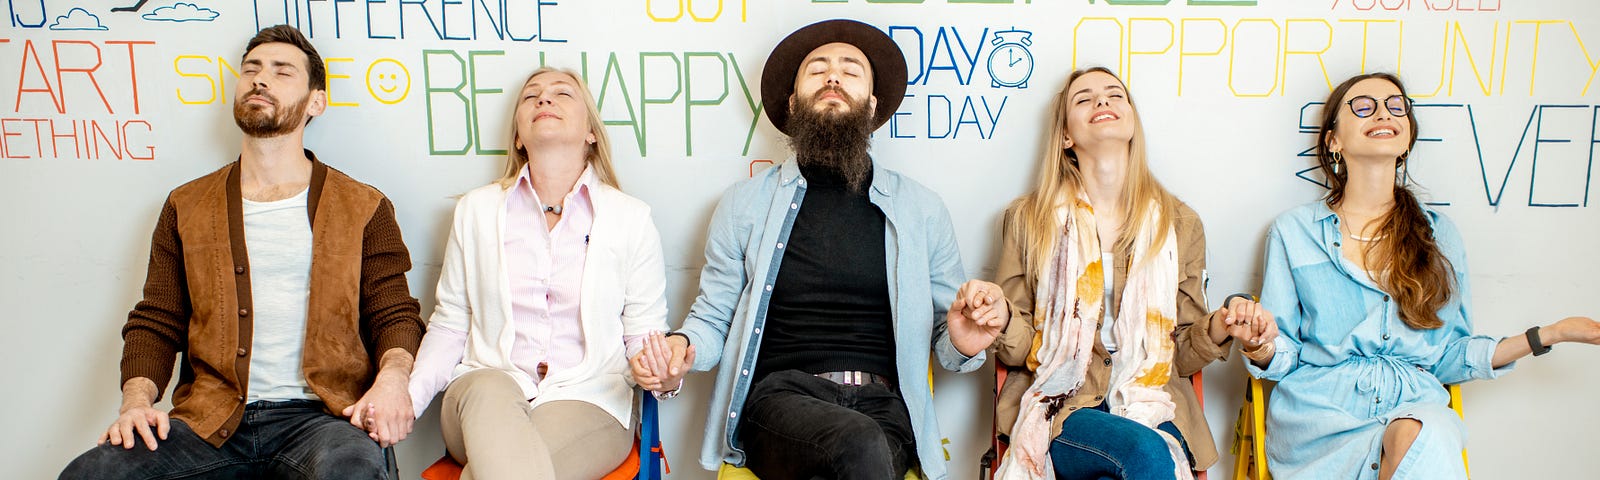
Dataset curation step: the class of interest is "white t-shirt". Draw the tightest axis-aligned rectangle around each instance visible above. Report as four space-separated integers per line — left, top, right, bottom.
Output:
242 188 318 402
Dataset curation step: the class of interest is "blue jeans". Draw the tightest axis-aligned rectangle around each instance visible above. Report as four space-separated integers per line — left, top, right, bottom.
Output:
60 400 390 480
1049 404 1192 480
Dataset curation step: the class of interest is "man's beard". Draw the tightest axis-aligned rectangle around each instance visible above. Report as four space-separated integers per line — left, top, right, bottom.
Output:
786 86 874 193
233 88 309 138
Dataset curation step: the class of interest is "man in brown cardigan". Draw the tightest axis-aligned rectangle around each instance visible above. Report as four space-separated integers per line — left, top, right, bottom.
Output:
60 25 424 480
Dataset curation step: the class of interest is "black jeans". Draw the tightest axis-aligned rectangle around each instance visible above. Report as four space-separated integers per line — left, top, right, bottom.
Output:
60 399 389 480
738 369 916 480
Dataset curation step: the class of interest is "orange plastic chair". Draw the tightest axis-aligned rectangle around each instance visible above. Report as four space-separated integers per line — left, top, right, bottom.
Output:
420 394 666 480
1230 376 1468 480
980 367 1209 479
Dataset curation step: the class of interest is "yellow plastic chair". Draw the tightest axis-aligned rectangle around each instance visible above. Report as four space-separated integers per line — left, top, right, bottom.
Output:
1231 376 1469 480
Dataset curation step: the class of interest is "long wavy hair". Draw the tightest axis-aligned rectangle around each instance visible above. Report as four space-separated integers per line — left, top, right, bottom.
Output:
1006 67 1178 280
495 66 619 190
1315 72 1452 330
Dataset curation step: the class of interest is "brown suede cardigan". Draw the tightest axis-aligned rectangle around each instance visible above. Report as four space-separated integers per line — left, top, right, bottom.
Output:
120 151 423 447
991 202 1232 469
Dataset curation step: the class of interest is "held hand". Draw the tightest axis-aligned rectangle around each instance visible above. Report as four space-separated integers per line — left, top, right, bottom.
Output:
635 332 694 393
99 403 169 451
948 280 1010 356
1219 297 1272 346
342 371 413 448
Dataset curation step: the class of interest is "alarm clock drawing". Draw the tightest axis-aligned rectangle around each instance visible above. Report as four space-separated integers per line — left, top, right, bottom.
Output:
988 28 1035 89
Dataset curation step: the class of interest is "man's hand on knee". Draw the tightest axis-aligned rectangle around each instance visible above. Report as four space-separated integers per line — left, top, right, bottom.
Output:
100 377 169 450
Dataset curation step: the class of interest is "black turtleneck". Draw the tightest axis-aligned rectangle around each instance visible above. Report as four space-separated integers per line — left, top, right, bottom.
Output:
754 163 898 385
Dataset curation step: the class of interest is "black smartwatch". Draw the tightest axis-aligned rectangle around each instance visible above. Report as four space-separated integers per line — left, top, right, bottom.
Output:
1525 326 1553 356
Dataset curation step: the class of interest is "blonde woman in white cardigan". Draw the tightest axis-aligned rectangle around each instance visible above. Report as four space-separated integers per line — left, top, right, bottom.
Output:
407 66 669 480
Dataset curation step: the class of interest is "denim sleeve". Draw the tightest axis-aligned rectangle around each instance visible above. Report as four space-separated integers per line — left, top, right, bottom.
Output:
677 190 748 373
1247 227 1304 381
1427 215 1513 384
928 202 985 373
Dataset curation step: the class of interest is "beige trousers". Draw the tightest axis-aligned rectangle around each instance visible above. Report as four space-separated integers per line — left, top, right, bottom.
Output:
441 369 634 480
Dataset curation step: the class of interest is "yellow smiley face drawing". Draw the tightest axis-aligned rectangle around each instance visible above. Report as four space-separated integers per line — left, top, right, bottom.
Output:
365 59 411 105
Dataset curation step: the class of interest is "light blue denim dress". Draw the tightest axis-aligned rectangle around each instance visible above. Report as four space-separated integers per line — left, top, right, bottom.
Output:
1246 200 1513 479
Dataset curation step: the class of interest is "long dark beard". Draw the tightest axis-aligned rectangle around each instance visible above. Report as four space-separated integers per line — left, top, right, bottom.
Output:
786 86 874 193
233 88 309 138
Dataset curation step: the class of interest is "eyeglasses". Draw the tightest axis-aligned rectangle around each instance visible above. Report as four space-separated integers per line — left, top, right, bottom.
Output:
1344 95 1411 118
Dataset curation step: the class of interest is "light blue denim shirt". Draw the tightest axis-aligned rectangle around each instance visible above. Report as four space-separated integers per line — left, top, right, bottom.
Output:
1246 200 1513 478
676 158 985 479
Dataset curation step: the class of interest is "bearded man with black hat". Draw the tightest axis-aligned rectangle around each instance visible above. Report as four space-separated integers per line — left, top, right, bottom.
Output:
630 19 1010 480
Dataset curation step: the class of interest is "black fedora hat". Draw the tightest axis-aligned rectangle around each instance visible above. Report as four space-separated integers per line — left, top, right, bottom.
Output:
761 19 908 135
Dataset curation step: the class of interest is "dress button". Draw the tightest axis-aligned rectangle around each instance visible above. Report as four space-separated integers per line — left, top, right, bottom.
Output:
238 308 248 316
236 348 247 356
234 266 244 274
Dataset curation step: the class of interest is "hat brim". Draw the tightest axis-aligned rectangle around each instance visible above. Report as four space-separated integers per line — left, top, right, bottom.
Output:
761 19 908 136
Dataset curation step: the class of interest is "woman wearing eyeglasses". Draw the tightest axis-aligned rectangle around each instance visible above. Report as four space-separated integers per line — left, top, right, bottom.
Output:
1242 72 1600 479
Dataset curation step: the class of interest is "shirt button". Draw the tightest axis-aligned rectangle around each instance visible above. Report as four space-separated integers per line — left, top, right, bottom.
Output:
1334 241 1342 247
237 395 245 402
765 284 773 292
220 429 230 438
753 328 762 335
234 266 245 274
238 308 248 316
1094 395 1103 401
1375 397 1382 403
741 369 749 376
790 203 798 210
236 348 247 356
1383 295 1391 302
729 412 737 419
1103 358 1112 366
776 242 785 249
1382 334 1391 340
1371 462 1379 470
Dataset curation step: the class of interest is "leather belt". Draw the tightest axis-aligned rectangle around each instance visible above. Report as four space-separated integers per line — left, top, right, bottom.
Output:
814 371 894 388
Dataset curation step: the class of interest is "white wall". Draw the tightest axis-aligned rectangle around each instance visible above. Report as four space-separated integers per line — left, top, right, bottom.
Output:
3 0 1598 478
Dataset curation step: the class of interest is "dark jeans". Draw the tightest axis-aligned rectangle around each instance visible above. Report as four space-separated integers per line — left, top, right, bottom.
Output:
60 399 389 480
1048 403 1192 480
738 370 916 480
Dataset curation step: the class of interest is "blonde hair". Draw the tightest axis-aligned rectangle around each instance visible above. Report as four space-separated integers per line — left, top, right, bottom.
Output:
1006 66 1178 279
495 66 620 190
